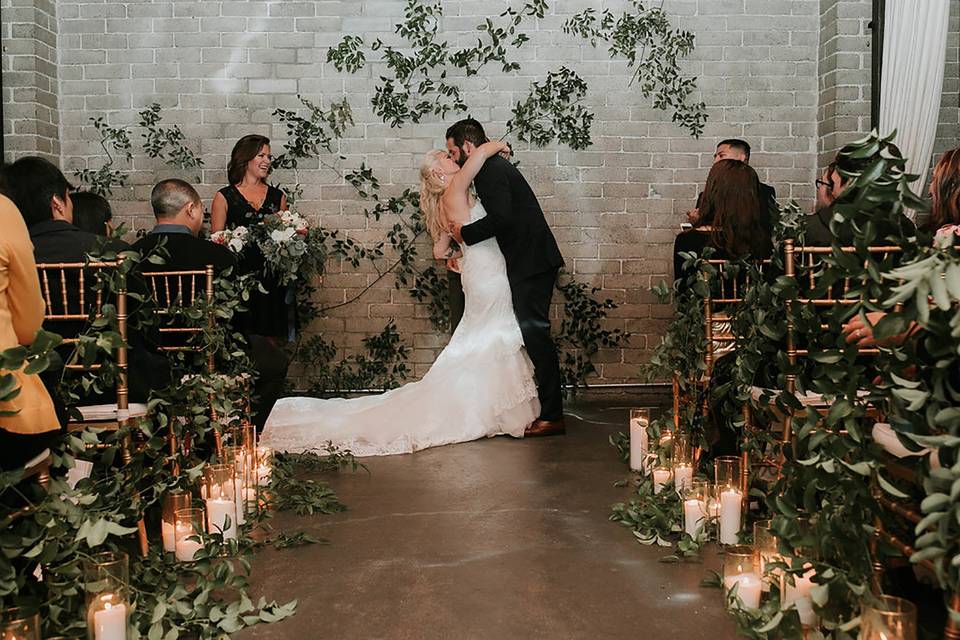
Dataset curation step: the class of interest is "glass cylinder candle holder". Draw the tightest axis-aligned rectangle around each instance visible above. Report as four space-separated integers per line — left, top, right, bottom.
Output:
256 446 273 487
753 519 779 592
651 465 672 494
682 479 710 539
782 561 819 628
859 595 917 640
174 507 205 562
223 446 253 525
628 408 651 474
161 490 192 555
722 545 762 610
83 552 129 640
203 463 237 540
1 608 41 640
714 456 742 544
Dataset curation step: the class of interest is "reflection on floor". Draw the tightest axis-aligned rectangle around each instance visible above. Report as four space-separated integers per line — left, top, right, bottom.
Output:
237 392 739 639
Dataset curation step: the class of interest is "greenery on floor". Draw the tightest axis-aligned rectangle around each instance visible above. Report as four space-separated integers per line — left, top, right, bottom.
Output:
612 131 959 638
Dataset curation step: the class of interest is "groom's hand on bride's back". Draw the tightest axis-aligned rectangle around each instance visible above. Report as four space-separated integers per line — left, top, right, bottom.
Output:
448 220 464 243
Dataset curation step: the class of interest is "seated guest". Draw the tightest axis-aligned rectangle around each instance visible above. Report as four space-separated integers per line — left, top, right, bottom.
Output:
134 179 288 432
805 145 915 246
674 160 773 458
843 145 960 348
1 157 166 405
674 159 772 291
687 139 777 232
1 157 101 262
71 191 114 237
0 193 63 470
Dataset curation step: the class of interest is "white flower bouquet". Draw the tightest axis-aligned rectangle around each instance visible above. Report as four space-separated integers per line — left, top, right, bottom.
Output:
211 226 250 253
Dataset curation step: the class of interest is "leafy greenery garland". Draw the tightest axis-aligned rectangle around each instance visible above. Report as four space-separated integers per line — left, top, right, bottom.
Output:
616 132 959 637
0 243 364 637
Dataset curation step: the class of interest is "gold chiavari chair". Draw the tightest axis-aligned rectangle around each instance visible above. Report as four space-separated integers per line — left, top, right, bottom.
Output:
36 262 146 435
140 266 223 458
778 241 902 449
36 261 149 555
701 258 771 499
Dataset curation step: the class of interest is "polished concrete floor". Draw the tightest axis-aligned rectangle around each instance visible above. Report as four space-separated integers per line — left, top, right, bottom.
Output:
238 393 739 639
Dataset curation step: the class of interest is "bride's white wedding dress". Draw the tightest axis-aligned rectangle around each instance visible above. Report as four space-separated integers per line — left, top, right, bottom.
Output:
259 201 540 456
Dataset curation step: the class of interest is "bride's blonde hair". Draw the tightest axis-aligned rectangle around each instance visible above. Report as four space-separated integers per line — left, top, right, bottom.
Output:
418 150 448 242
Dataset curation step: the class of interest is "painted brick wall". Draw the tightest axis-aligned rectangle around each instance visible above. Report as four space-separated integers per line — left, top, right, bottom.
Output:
1 0 59 159
816 0 872 170
40 0 826 386
933 1 960 163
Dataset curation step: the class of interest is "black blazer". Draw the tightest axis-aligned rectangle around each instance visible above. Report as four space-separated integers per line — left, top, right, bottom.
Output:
132 231 237 274
460 155 564 282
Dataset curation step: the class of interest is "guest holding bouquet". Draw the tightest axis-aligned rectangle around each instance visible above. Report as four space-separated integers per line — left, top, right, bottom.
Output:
211 134 293 343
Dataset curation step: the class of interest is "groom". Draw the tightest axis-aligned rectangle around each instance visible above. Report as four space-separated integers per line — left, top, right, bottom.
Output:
446 119 566 437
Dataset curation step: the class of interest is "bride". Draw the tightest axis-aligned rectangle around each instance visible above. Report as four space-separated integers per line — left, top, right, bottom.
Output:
259 140 540 456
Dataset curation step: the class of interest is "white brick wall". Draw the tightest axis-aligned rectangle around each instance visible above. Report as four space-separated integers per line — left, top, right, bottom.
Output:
5 0 953 385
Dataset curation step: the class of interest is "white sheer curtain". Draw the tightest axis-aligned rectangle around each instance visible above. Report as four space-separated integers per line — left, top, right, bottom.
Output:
879 0 951 212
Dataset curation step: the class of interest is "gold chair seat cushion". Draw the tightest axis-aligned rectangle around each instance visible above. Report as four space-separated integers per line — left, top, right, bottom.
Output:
76 403 149 422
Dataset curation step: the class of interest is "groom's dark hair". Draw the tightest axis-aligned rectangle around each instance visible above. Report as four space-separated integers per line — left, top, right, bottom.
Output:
446 118 489 147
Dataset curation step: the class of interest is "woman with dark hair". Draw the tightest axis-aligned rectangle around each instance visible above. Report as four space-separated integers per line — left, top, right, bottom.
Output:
211 135 291 342
673 159 772 292
928 146 960 240
71 191 113 237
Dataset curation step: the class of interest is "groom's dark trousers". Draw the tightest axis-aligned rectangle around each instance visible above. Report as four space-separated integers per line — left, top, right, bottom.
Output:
460 155 565 422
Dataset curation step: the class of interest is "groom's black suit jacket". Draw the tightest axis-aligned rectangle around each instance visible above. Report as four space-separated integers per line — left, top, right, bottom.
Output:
460 155 564 281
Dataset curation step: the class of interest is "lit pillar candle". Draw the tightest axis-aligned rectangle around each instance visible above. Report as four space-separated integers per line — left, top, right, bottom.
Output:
719 488 742 544
652 468 671 494
673 464 693 492
161 521 175 553
205 498 237 540
233 475 246 526
174 524 202 562
629 417 649 473
723 572 762 609
683 498 706 537
782 566 818 626
92 599 127 640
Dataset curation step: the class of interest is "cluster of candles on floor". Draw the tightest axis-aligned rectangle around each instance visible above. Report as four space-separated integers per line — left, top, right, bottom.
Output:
627 408 918 639
161 428 274 564
628 408 743 545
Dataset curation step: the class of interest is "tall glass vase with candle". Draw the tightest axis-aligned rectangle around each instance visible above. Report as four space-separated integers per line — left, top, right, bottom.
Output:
174 507 205 562
628 408 651 474
714 456 742 545
161 490 192 555
1 608 41 640
722 545 762 610
223 446 253 526
753 519 778 593
682 479 710 539
83 552 129 640
203 463 238 540
859 595 916 640
672 435 694 492
256 445 273 487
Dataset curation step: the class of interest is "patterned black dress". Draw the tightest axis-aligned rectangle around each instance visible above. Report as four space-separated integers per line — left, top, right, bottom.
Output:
217 184 294 340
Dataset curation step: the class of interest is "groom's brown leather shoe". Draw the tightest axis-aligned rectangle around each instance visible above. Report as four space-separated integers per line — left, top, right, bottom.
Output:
525 418 566 437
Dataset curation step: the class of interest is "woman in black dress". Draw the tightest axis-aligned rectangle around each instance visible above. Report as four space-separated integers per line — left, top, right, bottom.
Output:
211 134 292 342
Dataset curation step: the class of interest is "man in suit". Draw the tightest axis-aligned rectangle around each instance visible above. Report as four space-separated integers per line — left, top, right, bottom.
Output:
133 179 288 432
687 139 777 232
446 119 566 437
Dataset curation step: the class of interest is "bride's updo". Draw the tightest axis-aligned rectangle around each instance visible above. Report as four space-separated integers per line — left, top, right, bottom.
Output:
418 150 448 242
